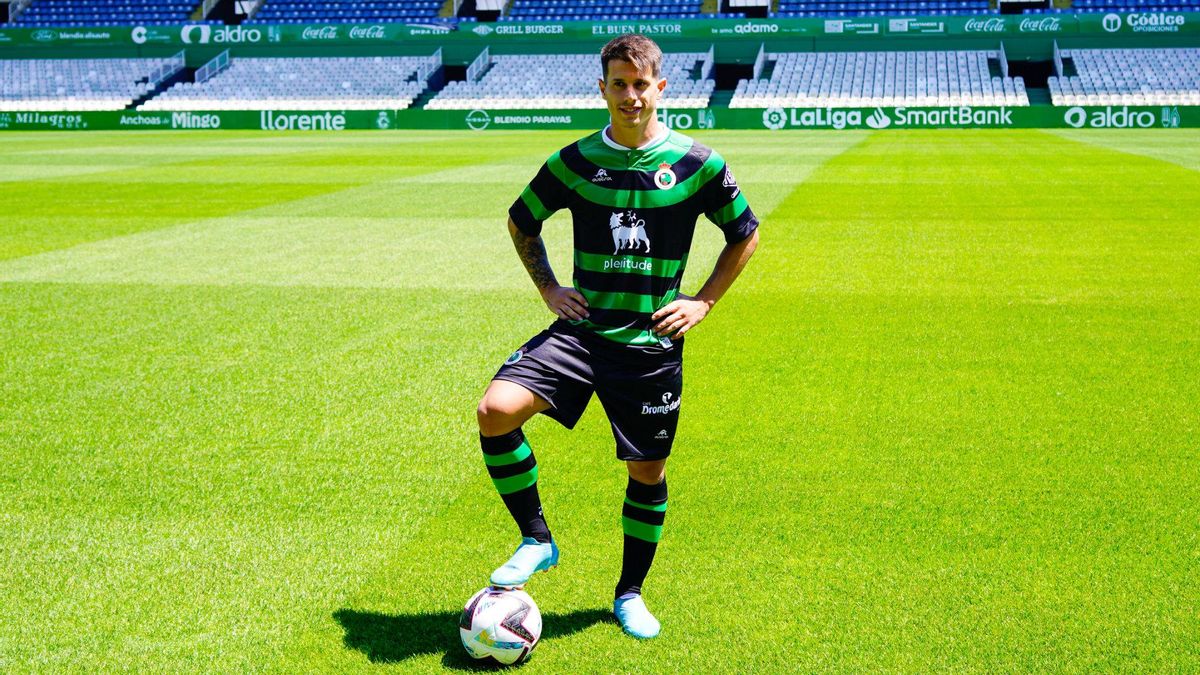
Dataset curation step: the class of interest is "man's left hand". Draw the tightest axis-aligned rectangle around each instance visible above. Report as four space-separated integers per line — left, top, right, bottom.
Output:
651 294 711 338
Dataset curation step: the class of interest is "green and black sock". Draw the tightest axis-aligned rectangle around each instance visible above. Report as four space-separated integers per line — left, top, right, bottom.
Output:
480 428 551 544
615 476 667 598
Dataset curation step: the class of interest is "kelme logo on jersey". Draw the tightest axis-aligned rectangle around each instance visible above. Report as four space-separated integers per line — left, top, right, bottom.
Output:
642 392 681 416
653 162 677 190
610 210 651 254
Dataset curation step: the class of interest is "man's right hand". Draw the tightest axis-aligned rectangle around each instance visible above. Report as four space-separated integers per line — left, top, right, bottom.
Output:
540 285 590 321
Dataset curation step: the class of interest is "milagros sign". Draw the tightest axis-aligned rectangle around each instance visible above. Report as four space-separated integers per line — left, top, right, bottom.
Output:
0 106 1195 131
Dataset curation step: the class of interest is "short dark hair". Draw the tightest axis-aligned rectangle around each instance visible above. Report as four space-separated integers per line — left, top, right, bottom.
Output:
600 34 663 79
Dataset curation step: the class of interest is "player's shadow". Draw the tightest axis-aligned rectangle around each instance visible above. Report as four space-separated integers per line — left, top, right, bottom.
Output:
333 607 612 670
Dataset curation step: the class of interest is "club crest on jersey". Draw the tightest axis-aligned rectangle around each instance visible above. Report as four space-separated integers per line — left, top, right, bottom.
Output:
653 162 676 190
609 210 650 254
592 168 612 183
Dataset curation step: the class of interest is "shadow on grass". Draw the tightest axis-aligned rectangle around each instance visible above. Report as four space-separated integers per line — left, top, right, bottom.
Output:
334 607 612 670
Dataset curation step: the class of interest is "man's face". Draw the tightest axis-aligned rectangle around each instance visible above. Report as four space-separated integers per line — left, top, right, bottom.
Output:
599 58 666 130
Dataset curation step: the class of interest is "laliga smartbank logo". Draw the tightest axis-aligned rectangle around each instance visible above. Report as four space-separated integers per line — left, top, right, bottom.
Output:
762 107 787 130
763 106 1015 130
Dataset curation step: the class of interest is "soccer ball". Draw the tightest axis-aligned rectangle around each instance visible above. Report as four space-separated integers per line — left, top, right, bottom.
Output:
459 587 542 666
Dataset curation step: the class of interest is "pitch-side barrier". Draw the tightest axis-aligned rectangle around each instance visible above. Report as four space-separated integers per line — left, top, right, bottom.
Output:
0 105 1194 131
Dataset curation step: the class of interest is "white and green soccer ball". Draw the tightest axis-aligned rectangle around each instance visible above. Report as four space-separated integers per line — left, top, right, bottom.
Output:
459 587 542 666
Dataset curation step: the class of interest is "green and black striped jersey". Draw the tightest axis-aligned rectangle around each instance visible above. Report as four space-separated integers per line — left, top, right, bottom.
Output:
509 126 758 352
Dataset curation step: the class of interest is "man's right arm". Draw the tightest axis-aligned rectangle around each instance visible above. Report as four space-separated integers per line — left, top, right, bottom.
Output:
508 218 589 321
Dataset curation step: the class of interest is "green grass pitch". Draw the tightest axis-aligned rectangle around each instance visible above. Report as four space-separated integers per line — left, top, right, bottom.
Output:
1 129 1197 672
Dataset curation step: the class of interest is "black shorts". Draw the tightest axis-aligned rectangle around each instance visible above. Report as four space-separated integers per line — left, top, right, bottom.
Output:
492 321 683 461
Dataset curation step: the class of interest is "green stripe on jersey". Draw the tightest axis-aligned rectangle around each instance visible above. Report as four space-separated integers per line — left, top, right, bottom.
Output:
520 187 552 221
574 250 686 278
622 516 664 543
482 441 532 467
579 287 678 313
712 192 749 226
547 152 724 209
572 320 666 347
576 132 693 171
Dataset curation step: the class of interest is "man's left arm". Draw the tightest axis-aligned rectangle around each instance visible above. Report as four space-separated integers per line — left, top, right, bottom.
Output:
651 228 759 338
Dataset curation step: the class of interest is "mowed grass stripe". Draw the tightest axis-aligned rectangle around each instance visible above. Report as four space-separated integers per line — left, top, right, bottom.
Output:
0 131 567 263
1046 128 1200 174
753 129 1200 301
0 132 867 291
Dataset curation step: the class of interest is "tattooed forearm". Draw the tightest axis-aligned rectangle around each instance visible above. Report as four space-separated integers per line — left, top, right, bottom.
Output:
510 227 558 292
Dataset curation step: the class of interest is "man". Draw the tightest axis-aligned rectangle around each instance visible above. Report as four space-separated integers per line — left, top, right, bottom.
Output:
475 33 759 639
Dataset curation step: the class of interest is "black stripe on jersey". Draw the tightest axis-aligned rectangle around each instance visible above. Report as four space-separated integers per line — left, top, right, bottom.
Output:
508 198 539 236
530 164 574 212
558 142 714 192
586 306 655 328
574 269 681 298
722 208 760 244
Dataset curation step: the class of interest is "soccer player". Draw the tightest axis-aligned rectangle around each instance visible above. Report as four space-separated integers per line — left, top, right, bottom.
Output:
475 33 759 639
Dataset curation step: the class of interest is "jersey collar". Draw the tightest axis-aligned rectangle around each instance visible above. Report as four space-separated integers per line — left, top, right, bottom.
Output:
602 124 669 153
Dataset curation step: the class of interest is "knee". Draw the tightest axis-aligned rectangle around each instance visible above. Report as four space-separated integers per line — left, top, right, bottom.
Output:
476 395 521 437
627 460 666 486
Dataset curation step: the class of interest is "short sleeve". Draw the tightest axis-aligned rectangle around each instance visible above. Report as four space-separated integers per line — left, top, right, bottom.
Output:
700 160 759 245
508 159 573 237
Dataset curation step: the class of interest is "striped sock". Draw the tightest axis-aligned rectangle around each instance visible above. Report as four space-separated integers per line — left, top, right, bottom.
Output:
480 428 551 544
615 476 667 598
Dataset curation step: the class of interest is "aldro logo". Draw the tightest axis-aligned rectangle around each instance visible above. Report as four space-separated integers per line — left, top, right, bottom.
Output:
610 210 650 255
1064 106 1165 129
181 25 264 44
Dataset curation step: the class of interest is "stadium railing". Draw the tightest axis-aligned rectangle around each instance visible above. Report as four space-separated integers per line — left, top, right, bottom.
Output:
195 50 230 84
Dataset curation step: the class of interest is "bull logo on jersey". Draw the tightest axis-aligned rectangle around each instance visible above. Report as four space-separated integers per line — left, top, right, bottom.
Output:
610 210 650 254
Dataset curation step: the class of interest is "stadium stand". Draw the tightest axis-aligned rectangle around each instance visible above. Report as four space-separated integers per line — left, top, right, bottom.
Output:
426 51 715 109
0 57 176 110
504 0 704 22
138 55 439 110
248 0 444 24
14 0 202 26
730 51 1029 107
775 0 992 18
1049 48 1200 105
